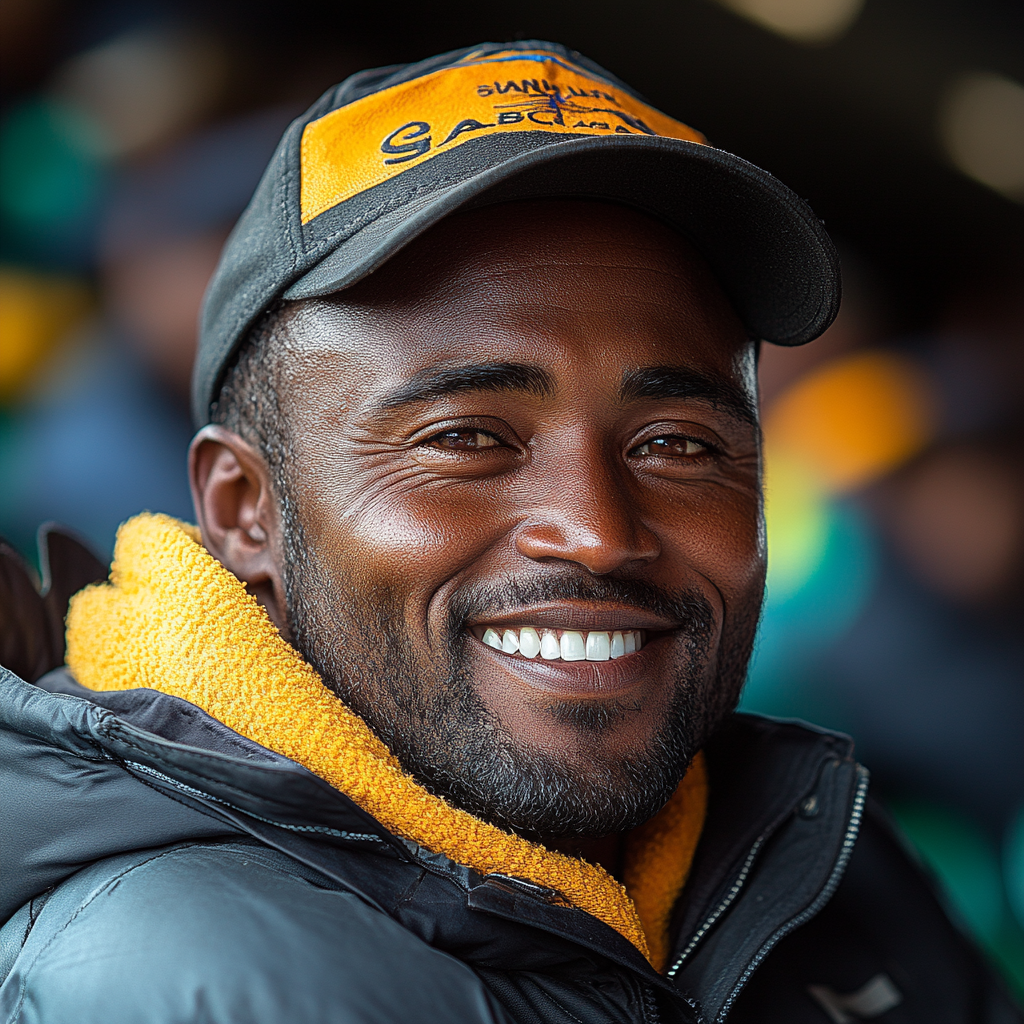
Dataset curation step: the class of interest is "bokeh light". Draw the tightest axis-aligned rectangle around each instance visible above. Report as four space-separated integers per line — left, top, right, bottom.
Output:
940 72 1024 203
712 0 865 44
761 448 831 601
744 490 877 711
747 327 1024 998
765 349 935 493
0 268 92 402
0 0 1021 1000
0 97 106 266
744 347 936 740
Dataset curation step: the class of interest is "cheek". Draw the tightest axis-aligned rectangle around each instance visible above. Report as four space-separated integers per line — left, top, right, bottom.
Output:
291 454 510 613
659 486 766 606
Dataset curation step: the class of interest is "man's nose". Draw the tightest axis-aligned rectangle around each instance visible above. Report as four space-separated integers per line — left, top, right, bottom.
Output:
513 454 661 575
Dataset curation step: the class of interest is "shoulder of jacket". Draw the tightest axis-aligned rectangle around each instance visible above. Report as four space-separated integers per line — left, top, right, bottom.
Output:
1 841 509 1024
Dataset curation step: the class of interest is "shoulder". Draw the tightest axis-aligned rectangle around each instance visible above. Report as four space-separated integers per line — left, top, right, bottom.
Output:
2 841 507 1024
729 799 1023 1023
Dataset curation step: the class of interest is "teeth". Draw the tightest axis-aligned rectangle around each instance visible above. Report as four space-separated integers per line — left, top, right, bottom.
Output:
519 627 541 659
541 631 560 660
560 631 586 661
481 627 644 662
610 631 625 659
586 631 610 661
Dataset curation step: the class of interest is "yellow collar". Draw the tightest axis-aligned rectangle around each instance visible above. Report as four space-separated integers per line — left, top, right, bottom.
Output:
66 513 706 970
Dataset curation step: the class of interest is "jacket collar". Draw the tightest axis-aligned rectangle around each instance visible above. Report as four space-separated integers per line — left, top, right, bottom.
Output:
21 666 865 1021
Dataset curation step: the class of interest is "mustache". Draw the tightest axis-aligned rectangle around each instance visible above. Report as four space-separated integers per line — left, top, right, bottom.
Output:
445 573 716 638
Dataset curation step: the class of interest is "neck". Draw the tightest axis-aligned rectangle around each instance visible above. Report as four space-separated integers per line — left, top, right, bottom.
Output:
547 834 625 879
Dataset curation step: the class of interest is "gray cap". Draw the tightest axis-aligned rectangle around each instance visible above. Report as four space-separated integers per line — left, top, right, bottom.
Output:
194 40 841 426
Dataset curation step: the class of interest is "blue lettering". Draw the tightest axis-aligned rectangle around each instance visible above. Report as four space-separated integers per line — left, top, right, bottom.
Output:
440 118 496 146
381 121 431 164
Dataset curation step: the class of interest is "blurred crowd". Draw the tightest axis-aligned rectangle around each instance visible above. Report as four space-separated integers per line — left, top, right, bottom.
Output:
1 0 1021 997
748 255 1024 987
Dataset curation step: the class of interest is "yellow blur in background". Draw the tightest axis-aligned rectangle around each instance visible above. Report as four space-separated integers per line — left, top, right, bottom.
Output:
766 350 935 494
0 268 92 402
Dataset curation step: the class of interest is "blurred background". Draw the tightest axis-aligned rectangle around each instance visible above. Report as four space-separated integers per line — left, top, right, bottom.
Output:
1 0 1022 995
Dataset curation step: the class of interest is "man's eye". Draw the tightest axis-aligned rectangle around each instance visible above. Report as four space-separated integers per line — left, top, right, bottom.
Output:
428 430 502 451
632 436 709 458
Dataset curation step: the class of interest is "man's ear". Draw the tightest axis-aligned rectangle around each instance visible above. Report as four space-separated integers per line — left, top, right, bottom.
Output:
189 425 290 636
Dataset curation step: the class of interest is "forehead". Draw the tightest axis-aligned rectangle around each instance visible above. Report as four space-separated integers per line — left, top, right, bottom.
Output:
280 200 753 392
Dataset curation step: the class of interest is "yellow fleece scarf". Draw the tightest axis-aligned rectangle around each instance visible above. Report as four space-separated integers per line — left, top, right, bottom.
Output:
66 513 706 970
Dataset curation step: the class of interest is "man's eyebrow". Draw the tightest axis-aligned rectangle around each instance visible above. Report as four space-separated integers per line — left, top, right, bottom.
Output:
619 366 758 426
375 362 555 410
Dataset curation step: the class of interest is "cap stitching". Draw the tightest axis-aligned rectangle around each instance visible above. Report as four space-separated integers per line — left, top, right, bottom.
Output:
301 172 470 252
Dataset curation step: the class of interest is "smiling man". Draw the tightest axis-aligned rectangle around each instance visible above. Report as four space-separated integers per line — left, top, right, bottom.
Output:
1 41 1018 1024
203 200 762 856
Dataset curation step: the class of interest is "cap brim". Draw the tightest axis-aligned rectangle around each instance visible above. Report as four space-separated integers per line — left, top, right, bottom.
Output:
283 135 839 346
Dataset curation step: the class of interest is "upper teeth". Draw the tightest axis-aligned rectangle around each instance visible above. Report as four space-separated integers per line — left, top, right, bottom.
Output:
479 627 643 662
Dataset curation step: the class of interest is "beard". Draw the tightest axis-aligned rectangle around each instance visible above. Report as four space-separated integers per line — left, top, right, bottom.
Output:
279 511 760 841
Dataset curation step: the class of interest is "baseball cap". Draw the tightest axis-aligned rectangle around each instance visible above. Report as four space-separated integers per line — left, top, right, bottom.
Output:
194 40 841 426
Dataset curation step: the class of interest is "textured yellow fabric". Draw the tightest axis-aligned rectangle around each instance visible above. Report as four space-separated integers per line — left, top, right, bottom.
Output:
67 513 707 967
300 49 706 222
624 754 708 971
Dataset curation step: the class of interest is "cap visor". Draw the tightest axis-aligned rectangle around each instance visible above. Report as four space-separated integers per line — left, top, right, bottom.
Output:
283 135 838 346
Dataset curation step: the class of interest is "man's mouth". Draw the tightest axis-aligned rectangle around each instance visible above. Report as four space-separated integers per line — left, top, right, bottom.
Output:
474 626 646 662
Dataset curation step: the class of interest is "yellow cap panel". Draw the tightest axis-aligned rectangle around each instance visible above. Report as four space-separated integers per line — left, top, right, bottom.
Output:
301 50 706 224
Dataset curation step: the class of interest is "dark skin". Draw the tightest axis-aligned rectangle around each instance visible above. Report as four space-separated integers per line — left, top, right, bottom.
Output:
190 200 765 874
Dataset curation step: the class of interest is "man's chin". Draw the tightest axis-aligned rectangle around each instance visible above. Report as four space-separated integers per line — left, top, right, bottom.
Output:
402 705 694 840
426 762 685 841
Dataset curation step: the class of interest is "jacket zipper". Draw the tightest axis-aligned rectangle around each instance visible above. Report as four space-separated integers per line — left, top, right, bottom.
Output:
713 765 869 1022
665 763 869 1016
665 837 765 980
641 980 662 1024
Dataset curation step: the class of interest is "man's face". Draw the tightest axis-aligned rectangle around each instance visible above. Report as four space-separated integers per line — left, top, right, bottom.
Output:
270 200 764 839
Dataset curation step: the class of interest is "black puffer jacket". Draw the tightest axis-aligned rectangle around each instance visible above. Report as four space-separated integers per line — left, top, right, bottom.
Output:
1 664 1017 1024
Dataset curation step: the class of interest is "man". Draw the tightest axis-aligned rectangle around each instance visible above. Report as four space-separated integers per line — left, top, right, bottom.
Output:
0 41 1018 1024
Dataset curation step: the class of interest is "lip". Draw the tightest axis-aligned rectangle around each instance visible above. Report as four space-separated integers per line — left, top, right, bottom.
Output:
466 601 680 634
